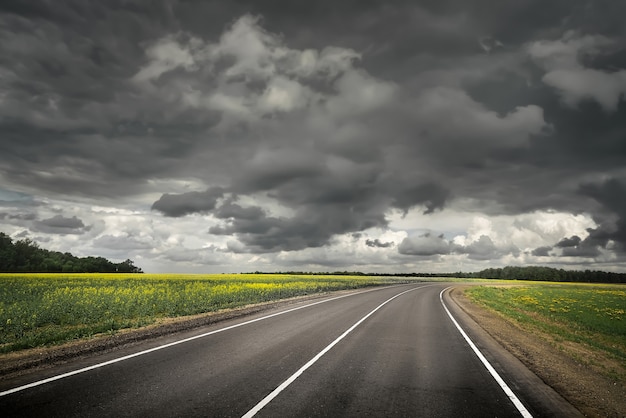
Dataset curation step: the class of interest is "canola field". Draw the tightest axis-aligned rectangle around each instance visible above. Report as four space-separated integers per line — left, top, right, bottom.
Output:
0 273 402 353
465 284 626 365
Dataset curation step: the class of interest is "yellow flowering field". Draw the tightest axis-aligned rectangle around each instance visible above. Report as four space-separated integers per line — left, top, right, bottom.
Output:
466 284 626 372
0 273 402 353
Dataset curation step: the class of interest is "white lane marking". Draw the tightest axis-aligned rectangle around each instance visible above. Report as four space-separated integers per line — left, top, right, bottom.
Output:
0 285 399 397
241 285 425 418
440 287 533 418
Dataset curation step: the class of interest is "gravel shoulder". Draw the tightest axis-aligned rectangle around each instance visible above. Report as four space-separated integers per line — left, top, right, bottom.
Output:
450 286 626 418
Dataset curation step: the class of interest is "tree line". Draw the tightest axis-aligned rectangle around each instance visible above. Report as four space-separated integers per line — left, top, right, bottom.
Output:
464 266 626 283
0 232 143 273
2 231 624 281
251 266 626 283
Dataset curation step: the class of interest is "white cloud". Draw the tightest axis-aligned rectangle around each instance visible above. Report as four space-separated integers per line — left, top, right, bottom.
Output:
412 87 546 146
0 194 607 272
478 36 504 53
527 31 626 111
207 92 252 118
542 68 626 111
210 15 283 81
326 70 397 116
133 34 198 82
389 206 597 268
130 14 380 126
454 211 596 252
259 76 311 113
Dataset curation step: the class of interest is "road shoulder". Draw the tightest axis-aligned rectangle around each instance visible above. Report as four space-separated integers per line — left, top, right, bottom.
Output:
446 285 625 418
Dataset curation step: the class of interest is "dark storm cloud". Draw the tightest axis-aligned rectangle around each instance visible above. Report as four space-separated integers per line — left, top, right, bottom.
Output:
555 235 582 248
210 201 387 253
560 242 602 258
579 178 626 219
578 178 626 253
391 182 449 215
151 187 225 217
213 200 266 221
2 1 626 265
531 246 552 257
548 231 608 259
233 149 326 194
33 215 87 234
0 0 219 198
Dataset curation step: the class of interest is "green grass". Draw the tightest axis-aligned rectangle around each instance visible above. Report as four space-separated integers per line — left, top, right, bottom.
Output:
465 284 626 365
0 273 416 353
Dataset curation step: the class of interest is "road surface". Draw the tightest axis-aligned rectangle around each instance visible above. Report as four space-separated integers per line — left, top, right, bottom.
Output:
0 283 580 417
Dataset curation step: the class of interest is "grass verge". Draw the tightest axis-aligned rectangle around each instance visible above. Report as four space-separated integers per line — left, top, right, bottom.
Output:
0 273 418 353
465 283 626 382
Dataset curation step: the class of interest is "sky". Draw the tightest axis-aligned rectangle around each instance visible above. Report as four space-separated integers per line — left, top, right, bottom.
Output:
1 1 626 273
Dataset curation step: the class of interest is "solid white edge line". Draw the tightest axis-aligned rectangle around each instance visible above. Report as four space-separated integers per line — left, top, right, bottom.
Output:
241 285 427 418
439 287 533 418
0 286 392 398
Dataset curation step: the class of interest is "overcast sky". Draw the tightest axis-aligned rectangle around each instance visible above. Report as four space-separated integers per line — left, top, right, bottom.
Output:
1 1 625 273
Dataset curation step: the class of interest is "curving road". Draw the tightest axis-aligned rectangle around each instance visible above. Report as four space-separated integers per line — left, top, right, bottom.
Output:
0 283 581 417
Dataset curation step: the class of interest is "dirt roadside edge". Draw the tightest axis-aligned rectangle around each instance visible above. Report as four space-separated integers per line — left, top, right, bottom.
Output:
448 285 625 418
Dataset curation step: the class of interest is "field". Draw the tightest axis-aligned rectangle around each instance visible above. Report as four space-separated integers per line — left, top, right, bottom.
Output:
0 273 408 353
465 284 626 380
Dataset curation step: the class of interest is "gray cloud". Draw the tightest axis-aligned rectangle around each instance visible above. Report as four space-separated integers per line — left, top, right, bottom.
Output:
93 234 154 251
560 242 602 258
579 178 626 251
527 32 626 112
14 230 29 238
0 212 36 221
398 233 451 256
213 201 266 221
365 239 394 248
399 231 523 261
391 182 450 215
1 1 626 270
151 187 225 217
460 235 504 261
210 202 387 253
532 246 552 257
33 215 87 234
156 247 222 265
555 235 582 248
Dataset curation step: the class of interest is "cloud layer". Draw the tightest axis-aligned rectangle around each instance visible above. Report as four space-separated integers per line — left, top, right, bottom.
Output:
1 1 625 272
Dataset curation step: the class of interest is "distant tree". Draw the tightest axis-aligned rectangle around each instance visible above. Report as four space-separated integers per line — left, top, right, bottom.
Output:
0 232 15 271
0 232 144 273
472 266 625 283
115 259 143 273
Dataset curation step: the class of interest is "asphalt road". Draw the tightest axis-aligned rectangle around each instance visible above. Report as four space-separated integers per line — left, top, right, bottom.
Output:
0 283 580 417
